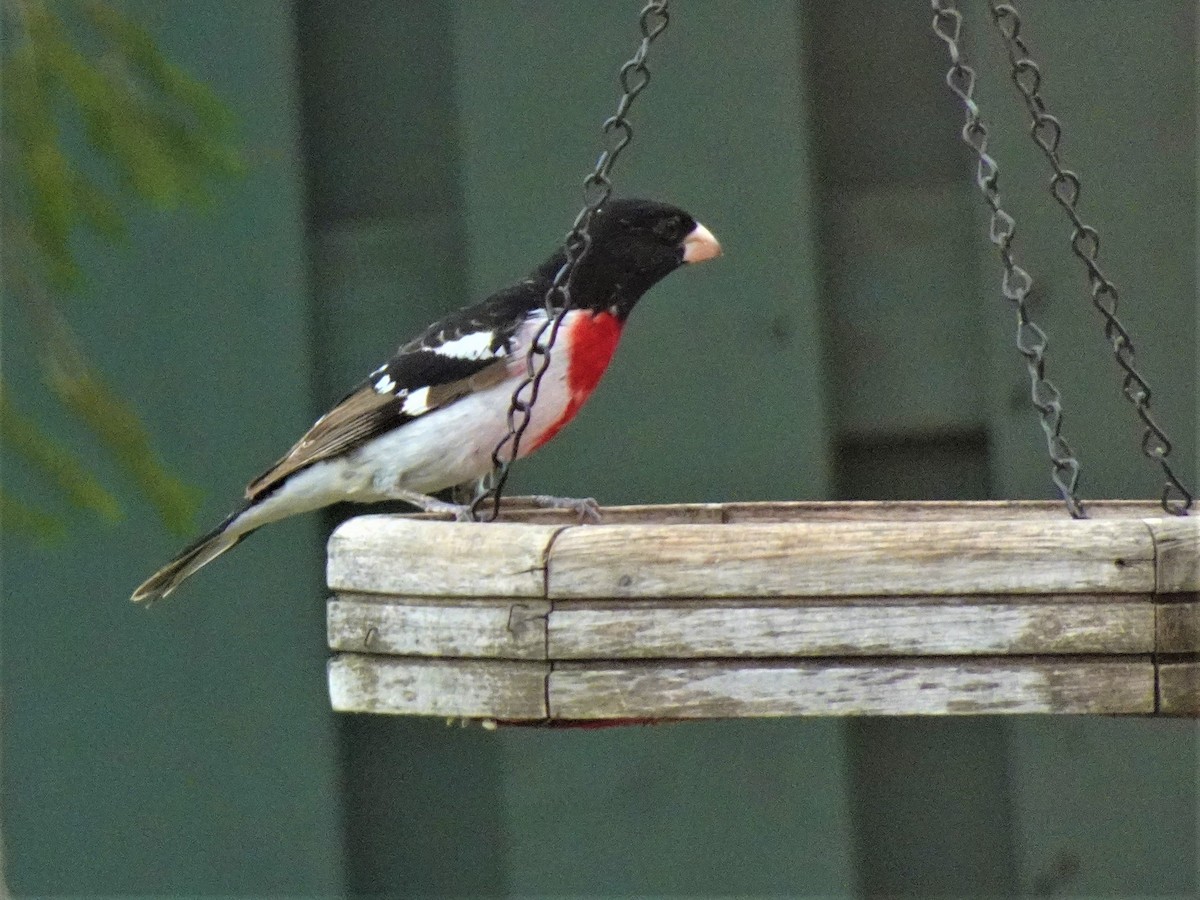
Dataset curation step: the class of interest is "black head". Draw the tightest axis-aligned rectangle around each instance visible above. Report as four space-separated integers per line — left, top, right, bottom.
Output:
536 198 720 319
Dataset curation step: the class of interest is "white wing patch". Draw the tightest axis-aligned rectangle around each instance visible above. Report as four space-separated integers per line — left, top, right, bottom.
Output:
401 386 431 417
434 330 498 361
374 373 396 394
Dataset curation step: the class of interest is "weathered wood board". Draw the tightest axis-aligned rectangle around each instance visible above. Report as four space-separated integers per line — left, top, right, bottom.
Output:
547 659 1156 718
1156 601 1200 653
328 594 550 660
445 499 1181 524
1147 518 1200 592
325 504 1200 720
327 593 1160 661
546 520 1154 599
1157 661 1200 716
328 654 548 718
718 500 1179 523
547 598 1154 659
327 516 563 597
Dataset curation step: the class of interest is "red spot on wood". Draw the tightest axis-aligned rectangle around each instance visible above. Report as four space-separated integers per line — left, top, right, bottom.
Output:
526 310 623 452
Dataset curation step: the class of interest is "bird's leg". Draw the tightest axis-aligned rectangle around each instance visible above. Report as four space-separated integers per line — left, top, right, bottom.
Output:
451 475 491 506
383 487 475 522
444 477 602 524
508 494 603 524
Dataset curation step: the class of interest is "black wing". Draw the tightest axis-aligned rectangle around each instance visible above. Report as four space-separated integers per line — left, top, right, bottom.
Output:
245 282 544 500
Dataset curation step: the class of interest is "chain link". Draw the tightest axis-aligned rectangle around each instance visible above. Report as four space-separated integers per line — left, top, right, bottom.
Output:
931 1 1085 517
471 2 670 521
986 2 1192 515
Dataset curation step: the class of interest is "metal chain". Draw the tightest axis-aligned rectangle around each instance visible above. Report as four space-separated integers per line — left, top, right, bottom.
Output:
471 1 670 521
931 1 1085 517
986 2 1192 516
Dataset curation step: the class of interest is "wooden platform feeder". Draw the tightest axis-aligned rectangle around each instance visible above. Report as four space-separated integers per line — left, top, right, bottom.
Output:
325 501 1200 724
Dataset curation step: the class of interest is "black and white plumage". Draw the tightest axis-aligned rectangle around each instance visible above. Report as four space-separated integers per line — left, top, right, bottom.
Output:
131 199 721 603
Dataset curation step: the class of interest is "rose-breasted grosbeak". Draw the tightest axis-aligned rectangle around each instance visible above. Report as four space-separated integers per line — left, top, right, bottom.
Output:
132 199 720 603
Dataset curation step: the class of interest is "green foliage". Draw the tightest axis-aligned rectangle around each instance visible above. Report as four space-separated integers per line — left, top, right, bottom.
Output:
0 384 121 522
2 0 244 539
48 365 202 533
0 489 69 543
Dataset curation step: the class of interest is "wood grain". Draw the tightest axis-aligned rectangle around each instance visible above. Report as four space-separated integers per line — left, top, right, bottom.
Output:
404 499 1173 525
1156 661 1200 716
547 519 1154 599
547 658 1156 718
547 598 1154 658
482 502 727 525
328 653 548 718
720 500 1171 523
324 504 1191 720
1156 601 1200 653
326 516 563 597
1146 517 1200 592
328 595 549 659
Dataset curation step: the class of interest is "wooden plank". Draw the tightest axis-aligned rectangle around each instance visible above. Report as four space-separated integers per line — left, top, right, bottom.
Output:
328 654 548 718
411 499 1173 525
1156 601 1200 653
1146 517 1200 592
326 516 562 597
328 596 549 659
1157 661 1200 717
548 659 1156 719
547 519 1154 599
548 598 1154 659
721 500 1171 523
484 502 726 525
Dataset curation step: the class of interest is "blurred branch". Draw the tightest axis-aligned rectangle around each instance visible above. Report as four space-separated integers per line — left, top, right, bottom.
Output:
50 366 202 534
0 381 121 523
0 489 70 544
1 0 244 539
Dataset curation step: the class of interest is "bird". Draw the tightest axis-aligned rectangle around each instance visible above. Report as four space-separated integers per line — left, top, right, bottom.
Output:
131 198 721 603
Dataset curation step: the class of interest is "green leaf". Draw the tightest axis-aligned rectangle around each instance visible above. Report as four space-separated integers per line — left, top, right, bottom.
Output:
0 489 69 544
0 384 122 521
1 46 58 145
3 0 237 539
72 173 127 242
47 368 202 534
25 139 82 287
83 0 234 135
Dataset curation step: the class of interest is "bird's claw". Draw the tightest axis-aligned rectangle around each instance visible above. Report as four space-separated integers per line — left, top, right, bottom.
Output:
439 501 477 522
400 493 475 521
525 494 602 524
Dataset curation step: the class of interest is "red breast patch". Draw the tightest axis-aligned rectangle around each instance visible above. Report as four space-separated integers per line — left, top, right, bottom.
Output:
526 310 622 452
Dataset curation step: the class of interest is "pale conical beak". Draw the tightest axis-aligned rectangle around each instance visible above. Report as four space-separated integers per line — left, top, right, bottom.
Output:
681 222 722 263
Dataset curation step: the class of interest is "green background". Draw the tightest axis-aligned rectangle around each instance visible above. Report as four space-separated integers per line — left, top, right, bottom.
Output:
2 1 1196 896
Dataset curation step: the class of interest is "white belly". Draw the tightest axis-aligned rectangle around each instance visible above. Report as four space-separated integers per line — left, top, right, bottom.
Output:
349 358 572 494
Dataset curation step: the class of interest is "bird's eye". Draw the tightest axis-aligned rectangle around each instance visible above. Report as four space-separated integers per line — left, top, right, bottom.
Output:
653 216 682 240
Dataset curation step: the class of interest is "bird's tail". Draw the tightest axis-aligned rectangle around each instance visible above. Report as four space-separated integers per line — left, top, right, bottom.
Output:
131 505 253 604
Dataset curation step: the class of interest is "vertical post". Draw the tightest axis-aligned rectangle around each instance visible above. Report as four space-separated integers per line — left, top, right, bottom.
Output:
299 1 511 894
807 0 1019 892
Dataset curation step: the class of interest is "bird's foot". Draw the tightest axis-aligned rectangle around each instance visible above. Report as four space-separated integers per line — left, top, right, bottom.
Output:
387 488 475 522
433 486 602 523
513 494 602 524
425 498 476 523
